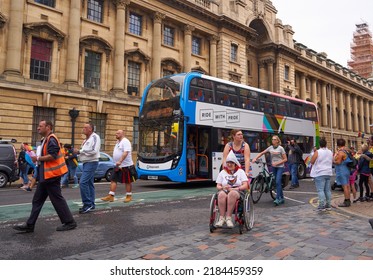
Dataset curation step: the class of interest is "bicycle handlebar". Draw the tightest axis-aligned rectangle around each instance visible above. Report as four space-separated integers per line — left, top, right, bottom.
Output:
253 158 272 167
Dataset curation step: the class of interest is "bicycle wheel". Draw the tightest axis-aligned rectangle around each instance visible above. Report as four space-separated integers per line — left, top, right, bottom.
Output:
250 175 264 204
243 192 255 230
269 175 277 200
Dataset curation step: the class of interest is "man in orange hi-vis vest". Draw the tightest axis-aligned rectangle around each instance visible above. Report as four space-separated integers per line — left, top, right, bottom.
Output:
13 120 77 233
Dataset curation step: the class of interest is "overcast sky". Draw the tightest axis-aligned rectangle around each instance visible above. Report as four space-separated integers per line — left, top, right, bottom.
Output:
271 0 373 67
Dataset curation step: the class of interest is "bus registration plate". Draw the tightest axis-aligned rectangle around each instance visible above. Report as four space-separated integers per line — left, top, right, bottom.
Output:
148 176 158 180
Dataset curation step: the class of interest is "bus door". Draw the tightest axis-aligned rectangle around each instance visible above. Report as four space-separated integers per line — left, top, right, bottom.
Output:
196 126 211 179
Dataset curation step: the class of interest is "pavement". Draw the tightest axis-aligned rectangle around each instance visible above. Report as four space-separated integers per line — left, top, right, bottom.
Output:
61 191 373 260
331 195 373 219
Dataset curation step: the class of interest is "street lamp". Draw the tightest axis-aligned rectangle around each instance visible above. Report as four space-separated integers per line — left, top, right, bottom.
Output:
69 107 80 147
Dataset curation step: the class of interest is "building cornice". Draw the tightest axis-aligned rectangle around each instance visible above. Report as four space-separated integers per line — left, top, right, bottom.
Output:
158 0 257 38
295 54 373 94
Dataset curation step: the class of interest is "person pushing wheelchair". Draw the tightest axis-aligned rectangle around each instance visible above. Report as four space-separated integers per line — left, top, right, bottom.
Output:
215 150 249 228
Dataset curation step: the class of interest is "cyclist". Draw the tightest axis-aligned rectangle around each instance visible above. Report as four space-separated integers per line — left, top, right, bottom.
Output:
252 135 287 206
215 150 249 228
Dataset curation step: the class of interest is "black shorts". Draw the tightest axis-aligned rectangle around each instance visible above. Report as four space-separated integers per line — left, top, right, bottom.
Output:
110 167 135 184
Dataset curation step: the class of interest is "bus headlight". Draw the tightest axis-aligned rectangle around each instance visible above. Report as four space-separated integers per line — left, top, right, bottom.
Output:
171 156 180 169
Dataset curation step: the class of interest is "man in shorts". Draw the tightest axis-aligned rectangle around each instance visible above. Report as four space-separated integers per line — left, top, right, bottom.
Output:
101 130 135 203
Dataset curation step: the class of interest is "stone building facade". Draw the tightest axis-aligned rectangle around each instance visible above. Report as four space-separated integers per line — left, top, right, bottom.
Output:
1 0 373 154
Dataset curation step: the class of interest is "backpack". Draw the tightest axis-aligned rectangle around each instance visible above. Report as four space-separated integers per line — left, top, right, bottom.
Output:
344 150 358 169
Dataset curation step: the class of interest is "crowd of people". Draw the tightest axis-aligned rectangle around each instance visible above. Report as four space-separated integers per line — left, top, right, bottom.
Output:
13 120 136 233
12 124 373 232
216 130 373 229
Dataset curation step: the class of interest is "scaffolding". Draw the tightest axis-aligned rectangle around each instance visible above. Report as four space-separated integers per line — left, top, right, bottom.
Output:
348 23 373 79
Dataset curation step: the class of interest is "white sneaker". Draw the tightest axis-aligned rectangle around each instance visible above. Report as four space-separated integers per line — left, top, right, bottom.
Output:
215 216 225 227
226 217 234 228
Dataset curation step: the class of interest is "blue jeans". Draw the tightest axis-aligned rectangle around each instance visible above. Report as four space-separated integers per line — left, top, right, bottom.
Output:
61 166 78 186
272 166 284 200
314 175 331 208
20 164 30 184
79 161 98 208
289 163 299 186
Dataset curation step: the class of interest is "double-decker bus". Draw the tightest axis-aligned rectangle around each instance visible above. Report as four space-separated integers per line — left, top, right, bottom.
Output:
137 72 319 183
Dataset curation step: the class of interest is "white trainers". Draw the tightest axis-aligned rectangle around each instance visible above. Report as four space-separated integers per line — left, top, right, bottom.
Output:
226 217 234 228
215 216 225 227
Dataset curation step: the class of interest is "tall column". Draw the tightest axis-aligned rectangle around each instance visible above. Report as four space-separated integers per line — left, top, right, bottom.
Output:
4 0 24 75
321 83 328 126
352 94 359 132
112 0 129 91
365 100 370 133
300 73 306 100
259 61 267 90
331 85 337 128
65 0 81 84
359 97 364 133
311 78 317 104
152 12 165 80
338 89 345 130
183 25 195 72
267 60 274 92
208 35 219 77
346 92 352 131
370 102 373 131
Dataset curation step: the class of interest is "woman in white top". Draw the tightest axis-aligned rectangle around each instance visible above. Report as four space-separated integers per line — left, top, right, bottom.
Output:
310 138 333 211
215 150 249 228
252 135 287 206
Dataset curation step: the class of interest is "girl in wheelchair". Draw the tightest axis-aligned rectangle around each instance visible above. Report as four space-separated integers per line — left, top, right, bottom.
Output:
215 150 249 228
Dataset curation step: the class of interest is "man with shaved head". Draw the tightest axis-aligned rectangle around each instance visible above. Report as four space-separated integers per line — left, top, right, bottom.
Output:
101 129 135 203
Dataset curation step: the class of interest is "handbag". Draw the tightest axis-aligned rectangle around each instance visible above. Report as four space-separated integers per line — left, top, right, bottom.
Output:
128 165 138 181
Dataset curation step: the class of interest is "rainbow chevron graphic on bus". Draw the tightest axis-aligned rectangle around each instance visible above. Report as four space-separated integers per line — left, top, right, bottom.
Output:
262 114 286 134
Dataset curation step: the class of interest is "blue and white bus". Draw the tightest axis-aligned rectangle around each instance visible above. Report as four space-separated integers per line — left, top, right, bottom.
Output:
137 72 319 183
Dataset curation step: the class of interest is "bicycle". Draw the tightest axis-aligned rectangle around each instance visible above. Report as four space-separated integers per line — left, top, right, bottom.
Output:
250 159 277 203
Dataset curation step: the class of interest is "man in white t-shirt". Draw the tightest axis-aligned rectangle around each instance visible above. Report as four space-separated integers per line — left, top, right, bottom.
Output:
101 130 134 203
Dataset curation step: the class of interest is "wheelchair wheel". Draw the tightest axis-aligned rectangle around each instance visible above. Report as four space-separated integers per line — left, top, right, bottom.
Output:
250 176 264 204
243 192 255 231
209 193 219 233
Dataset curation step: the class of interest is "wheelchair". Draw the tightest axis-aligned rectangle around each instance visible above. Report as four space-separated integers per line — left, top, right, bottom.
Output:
209 191 254 234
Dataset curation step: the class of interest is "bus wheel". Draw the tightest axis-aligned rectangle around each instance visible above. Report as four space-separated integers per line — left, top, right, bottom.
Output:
297 162 307 179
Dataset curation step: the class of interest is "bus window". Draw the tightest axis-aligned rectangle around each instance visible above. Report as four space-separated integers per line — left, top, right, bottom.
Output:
146 76 182 102
197 89 204 101
229 94 238 107
259 95 275 114
189 88 198 100
189 78 214 103
205 91 213 103
216 83 237 106
276 98 289 116
239 88 258 110
244 131 260 153
248 90 259 110
304 104 318 121
290 102 304 118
